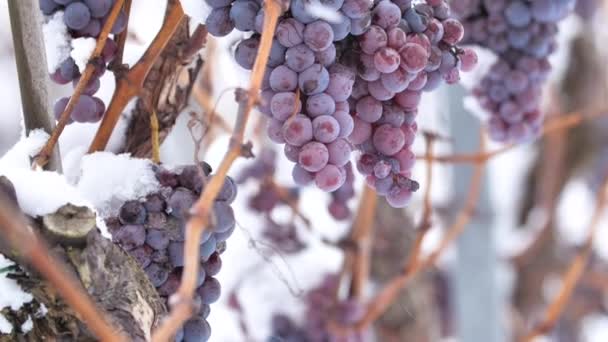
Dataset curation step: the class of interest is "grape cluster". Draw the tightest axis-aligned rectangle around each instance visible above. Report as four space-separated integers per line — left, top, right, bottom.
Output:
253 35 356 193
455 0 575 142
269 274 369 341
38 0 127 124
106 163 237 342
349 0 476 206
205 0 475 207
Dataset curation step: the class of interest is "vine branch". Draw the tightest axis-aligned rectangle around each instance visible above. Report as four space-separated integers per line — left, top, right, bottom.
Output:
521 175 608 341
151 0 283 340
0 197 125 341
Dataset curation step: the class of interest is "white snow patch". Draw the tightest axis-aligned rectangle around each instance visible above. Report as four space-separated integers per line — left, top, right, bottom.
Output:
180 0 212 24
582 314 608 342
2 168 91 217
0 254 33 311
42 11 71 73
0 313 11 334
76 152 159 217
306 2 343 23
70 37 96 72
20 316 33 333
0 129 48 170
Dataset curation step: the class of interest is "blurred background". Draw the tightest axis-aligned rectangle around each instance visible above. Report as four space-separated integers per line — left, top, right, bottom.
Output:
2 1 608 341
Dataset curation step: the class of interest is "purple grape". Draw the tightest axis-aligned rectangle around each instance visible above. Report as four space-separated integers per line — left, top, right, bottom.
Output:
83 0 112 18
298 142 329 172
292 164 314 185
372 1 401 29
298 64 330 95
235 37 259 70
270 65 299 92
144 263 169 287
203 253 222 276
183 317 211 342
327 138 352 167
271 92 301 121
315 165 346 192
167 188 197 219
146 229 170 250
373 124 406 156
312 115 340 143
276 18 305 47
197 277 221 304
355 96 382 123
212 201 235 233
64 2 91 30
230 0 260 32
282 115 313 146
113 224 145 251
285 44 315 72
333 111 354 138
206 7 234 37
306 93 336 117
348 116 372 144
303 21 334 52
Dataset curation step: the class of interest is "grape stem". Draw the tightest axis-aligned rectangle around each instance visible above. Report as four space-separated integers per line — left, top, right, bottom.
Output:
421 110 606 164
150 0 283 340
347 186 378 299
32 0 127 170
0 196 126 342
521 176 608 342
108 0 133 72
87 2 186 154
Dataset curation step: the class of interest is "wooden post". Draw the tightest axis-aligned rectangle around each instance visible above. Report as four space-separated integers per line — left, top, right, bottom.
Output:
446 85 505 342
8 0 61 171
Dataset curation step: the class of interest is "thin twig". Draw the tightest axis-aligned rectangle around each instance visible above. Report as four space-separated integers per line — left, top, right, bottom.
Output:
521 176 608 342
88 2 186 153
348 186 378 299
150 108 161 163
109 0 132 71
0 197 125 341
32 0 126 169
150 1 282 340
424 110 605 164
349 130 486 331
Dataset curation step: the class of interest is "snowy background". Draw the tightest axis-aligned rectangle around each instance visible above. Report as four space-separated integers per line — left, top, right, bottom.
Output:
1 1 608 341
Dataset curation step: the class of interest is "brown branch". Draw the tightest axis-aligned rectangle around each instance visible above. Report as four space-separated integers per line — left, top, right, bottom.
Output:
150 1 283 340
350 130 487 331
348 186 378 299
109 0 132 71
32 0 126 169
87 3 186 153
424 110 605 164
0 198 125 341
521 176 608 341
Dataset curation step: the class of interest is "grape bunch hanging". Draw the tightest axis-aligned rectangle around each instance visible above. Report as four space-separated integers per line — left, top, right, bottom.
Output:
39 0 127 124
454 0 575 142
204 0 477 207
106 164 237 341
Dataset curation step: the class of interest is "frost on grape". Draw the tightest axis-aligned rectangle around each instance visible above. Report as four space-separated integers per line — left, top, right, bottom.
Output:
42 11 71 73
71 37 97 72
